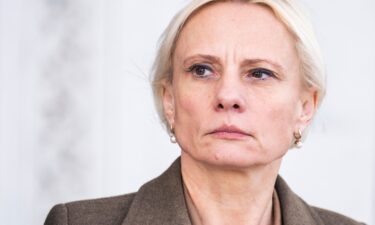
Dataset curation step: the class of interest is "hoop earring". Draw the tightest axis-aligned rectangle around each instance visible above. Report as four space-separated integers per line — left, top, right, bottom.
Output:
294 129 303 148
169 125 177 144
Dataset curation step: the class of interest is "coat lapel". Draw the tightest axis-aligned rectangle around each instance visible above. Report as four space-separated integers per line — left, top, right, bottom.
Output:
275 176 324 225
122 157 323 225
121 158 192 225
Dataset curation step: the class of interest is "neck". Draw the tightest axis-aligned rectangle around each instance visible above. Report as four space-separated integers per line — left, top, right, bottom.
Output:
181 153 281 225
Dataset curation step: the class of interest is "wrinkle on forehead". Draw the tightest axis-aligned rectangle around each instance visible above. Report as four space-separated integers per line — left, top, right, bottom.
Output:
173 1 300 77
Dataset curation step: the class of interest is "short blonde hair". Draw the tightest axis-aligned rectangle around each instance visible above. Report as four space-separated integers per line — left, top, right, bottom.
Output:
151 0 326 132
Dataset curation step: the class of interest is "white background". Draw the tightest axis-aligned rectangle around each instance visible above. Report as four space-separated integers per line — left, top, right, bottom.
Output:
0 0 374 224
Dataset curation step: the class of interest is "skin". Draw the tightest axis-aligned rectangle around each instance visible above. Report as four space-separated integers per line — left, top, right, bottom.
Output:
162 2 317 225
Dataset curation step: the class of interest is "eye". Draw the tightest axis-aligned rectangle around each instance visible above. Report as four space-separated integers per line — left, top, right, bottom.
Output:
248 68 276 80
188 64 214 78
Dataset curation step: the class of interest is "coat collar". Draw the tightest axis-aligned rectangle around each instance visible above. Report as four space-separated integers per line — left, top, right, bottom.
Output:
121 158 191 225
122 158 323 225
275 176 323 225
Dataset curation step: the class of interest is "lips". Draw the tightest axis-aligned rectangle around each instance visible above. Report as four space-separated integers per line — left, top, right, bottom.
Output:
208 125 251 140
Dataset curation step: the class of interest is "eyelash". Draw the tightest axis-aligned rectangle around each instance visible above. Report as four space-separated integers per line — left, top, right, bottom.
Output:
187 64 213 78
187 64 277 80
248 68 277 80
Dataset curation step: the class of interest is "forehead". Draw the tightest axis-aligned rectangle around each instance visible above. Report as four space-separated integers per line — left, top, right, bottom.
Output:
174 2 298 68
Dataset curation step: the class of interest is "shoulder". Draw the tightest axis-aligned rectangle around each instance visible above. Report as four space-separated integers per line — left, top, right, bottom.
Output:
44 193 136 225
310 206 366 225
275 176 366 225
44 158 185 225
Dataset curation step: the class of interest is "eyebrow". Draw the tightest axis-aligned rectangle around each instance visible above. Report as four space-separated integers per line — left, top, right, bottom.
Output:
183 54 221 66
241 58 285 73
182 54 285 72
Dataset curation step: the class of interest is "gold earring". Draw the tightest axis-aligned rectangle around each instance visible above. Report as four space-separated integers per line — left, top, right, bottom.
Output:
294 129 303 148
169 125 177 144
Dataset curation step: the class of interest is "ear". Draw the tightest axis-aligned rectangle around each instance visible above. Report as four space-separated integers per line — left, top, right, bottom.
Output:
162 81 175 127
297 89 318 131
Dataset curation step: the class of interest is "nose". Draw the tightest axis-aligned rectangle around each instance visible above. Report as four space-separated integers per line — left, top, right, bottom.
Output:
214 74 245 113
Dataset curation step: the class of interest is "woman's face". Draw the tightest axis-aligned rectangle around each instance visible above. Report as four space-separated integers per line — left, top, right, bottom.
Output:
163 2 316 168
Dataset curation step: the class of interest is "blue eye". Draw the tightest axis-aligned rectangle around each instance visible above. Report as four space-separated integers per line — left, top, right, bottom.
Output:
188 64 213 78
249 68 276 80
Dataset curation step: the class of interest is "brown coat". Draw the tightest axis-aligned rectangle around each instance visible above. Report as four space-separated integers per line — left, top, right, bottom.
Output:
45 158 365 225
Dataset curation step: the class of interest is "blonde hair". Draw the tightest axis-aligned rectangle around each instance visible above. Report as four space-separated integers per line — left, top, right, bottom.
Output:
151 0 326 132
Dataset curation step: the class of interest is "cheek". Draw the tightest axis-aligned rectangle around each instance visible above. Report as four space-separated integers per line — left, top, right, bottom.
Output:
269 105 296 133
173 87 210 136
255 95 299 151
174 82 213 123
173 90 208 155
175 92 200 121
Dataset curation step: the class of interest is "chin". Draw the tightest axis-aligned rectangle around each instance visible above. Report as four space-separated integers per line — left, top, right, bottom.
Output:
211 149 266 169
190 143 273 169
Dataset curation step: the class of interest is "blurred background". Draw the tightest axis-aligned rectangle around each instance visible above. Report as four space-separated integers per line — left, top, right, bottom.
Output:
0 0 374 224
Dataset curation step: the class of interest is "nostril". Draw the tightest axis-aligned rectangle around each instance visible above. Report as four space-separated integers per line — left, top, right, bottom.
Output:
217 103 241 110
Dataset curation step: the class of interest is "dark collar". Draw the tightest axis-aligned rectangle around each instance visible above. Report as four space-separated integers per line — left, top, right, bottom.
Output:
122 158 323 225
275 175 323 225
121 158 191 225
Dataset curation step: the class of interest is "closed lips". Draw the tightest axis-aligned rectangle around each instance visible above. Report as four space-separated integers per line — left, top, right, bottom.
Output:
210 125 251 136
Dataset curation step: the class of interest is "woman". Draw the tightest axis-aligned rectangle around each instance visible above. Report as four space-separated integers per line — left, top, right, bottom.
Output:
45 0 365 224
